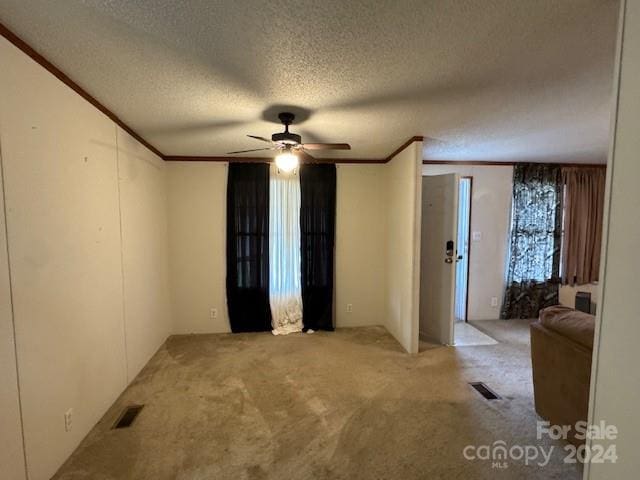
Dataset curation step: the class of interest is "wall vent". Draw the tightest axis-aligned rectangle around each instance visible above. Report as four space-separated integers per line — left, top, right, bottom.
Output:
469 382 501 400
112 405 144 429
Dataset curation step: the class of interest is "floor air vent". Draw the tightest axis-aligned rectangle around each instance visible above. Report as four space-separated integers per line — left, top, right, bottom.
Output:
469 382 501 400
113 405 144 429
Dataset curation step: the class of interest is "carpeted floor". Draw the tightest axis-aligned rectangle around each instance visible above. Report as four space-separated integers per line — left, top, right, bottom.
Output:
53 321 582 480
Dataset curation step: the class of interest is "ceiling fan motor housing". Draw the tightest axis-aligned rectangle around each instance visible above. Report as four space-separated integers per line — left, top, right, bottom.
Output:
273 112 301 145
272 131 301 145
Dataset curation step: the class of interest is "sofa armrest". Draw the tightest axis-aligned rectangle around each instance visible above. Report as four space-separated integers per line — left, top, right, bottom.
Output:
530 321 593 445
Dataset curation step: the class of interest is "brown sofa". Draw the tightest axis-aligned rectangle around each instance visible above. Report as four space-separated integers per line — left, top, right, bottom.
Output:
530 305 595 445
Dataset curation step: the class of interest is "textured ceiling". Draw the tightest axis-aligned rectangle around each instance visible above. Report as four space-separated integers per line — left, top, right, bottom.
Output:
0 0 620 162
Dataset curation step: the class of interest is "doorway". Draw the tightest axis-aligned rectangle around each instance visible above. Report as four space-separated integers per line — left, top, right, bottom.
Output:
419 173 497 349
419 173 458 346
454 177 472 322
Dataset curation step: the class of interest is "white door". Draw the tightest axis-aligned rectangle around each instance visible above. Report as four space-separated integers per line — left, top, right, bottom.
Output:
419 174 459 345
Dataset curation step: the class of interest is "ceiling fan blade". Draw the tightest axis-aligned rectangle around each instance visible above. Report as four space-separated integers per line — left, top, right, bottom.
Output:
247 135 273 144
301 143 351 150
297 149 316 163
225 147 274 154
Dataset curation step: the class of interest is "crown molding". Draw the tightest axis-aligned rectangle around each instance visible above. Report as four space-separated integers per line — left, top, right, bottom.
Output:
164 137 424 163
422 159 607 168
164 155 388 164
384 136 424 162
0 21 164 158
0 22 425 166
0 23 606 169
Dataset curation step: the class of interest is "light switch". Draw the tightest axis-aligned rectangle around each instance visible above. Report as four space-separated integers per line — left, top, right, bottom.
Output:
472 231 482 241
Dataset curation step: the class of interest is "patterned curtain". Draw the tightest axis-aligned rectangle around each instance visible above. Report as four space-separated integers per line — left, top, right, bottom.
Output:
501 164 563 319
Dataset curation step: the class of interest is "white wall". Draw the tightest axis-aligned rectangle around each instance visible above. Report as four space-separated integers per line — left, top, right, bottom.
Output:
587 1 640 477
0 154 27 480
0 37 171 480
335 164 388 327
385 142 423 353
423 164 513 320
167 162 229 333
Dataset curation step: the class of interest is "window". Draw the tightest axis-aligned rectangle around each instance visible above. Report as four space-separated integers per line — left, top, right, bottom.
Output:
502 164 563 319
505 164 563 285
268 166 303 335
509 180 560 282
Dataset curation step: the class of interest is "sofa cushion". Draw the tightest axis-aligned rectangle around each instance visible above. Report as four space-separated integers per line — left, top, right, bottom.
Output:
539 305 596 349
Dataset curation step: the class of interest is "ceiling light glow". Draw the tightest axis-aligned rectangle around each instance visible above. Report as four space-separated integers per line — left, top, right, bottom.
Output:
275 151 299 172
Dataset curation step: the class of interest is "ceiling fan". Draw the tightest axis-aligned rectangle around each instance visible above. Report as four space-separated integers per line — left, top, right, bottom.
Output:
226 112 351 172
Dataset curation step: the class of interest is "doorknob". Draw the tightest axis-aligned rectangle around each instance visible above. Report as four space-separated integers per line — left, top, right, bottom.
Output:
445 240 455 264
446 240 454 257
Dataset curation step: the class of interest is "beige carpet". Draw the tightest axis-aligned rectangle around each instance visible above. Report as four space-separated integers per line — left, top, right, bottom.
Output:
53 321 581 479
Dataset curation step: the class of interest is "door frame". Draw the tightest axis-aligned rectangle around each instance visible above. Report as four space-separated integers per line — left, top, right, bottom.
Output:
460 176 473 322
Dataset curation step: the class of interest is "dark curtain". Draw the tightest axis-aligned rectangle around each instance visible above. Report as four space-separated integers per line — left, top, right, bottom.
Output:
226 163 272 332
299 164 336 331
501 164 563 319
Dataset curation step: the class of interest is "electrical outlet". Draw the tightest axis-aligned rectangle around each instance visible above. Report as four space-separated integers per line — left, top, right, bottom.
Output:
346 303 353 313
210 308 218 319
491 297 499 307
64 408 73 432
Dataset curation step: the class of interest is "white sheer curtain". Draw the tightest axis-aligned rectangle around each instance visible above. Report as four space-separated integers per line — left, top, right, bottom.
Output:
269 165 303 335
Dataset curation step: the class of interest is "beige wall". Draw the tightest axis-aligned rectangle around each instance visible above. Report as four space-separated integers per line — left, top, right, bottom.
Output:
423 164 602 318
1 37 126 480
117 128 172 380
167 162 391 333
167 162 229 333
0 37 171 480
423 164 513 320
385 142 423 353
558 283 600 311
167 152 421 352
0 153 27 480
335 164 387 327
587 1 640 477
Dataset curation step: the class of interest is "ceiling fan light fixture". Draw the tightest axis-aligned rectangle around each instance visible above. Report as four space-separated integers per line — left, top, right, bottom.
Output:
275 150 299 172
228 111 350 160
